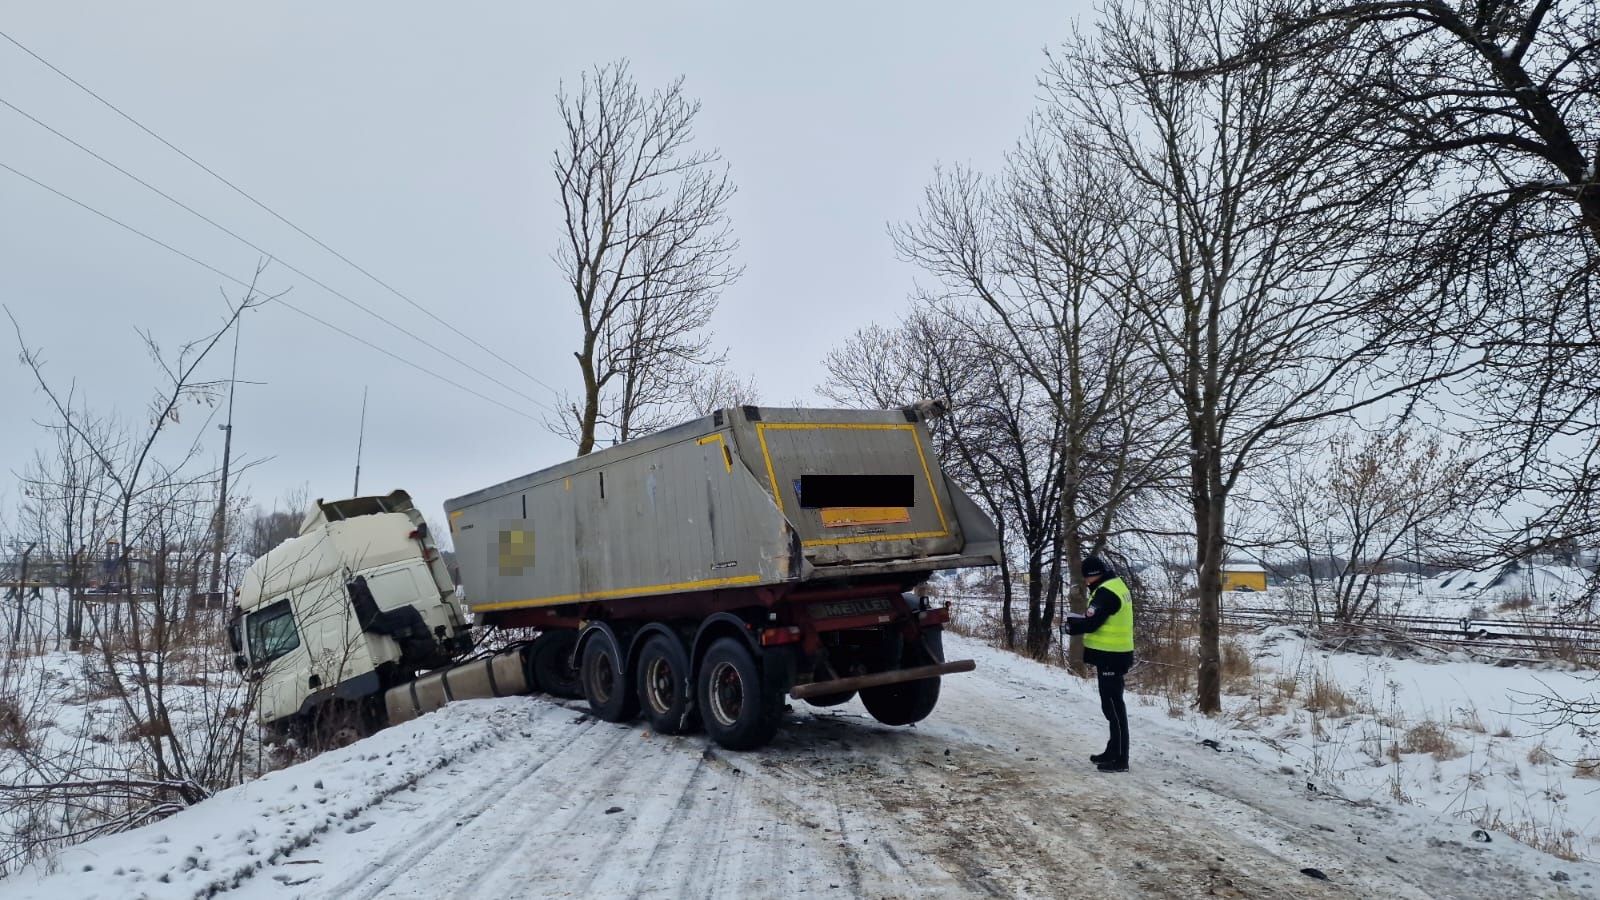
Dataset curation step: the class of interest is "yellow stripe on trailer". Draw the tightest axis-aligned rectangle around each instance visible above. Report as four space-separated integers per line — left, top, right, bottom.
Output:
471 573 764 612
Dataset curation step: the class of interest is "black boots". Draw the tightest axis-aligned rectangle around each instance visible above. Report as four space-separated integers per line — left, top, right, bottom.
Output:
1089 750 1113 765
1096 757 1129 773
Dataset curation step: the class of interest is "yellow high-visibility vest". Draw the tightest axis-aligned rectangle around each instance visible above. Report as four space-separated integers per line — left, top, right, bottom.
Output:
1081 576 1134 653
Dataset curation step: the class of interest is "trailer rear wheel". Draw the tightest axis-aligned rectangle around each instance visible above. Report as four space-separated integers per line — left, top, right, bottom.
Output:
636 635 699 735
530 630 582 699
697 638 783 751
581 635 639 723
861 628 943 727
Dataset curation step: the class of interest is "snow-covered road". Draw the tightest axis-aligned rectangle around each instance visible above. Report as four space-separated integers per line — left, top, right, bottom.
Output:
7 634 1596 899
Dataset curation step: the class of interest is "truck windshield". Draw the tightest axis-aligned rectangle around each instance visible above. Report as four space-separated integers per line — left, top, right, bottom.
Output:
247 599 301 665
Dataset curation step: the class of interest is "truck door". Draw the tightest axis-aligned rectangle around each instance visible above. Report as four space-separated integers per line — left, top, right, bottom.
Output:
245 598 308 725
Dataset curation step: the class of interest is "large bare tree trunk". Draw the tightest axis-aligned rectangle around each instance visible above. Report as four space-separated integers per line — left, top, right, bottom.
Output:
1193 482 1226 714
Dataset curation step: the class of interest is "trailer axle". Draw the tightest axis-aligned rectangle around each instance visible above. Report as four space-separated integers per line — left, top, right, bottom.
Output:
789 659 976 700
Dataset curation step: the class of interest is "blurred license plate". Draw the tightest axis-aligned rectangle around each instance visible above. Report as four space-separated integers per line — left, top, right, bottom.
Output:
811 597 892 619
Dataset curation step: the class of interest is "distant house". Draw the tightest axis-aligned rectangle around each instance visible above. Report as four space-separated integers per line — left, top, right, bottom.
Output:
1222 561 1267 593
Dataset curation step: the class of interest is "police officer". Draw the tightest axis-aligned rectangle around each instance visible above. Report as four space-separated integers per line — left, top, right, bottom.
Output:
1062 555 1134 772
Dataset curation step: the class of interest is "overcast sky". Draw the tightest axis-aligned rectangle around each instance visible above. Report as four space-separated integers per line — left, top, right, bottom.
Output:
0 1 1085 530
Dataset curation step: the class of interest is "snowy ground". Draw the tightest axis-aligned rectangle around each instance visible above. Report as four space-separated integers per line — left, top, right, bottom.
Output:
1195 626 1600 864
5 634 1596 899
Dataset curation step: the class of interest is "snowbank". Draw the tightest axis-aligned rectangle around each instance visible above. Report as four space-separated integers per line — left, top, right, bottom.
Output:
1 698 531 899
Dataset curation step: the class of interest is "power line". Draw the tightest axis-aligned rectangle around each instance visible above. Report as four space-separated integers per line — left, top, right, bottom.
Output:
0 92 557 417
0 159 545 424
0 26 563 400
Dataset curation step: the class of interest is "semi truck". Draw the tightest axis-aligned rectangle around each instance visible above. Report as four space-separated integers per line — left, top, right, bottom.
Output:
230 405 1002 751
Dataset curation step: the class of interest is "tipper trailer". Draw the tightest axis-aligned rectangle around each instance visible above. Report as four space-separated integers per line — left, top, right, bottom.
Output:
230 405 1001 751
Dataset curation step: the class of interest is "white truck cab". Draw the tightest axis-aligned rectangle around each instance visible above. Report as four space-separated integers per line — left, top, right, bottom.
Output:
229 491 471 744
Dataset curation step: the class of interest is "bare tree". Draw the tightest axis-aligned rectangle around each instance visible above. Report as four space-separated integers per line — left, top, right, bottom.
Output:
682 365 760 416
241 484 310 561
1250 0 1600 246
895 124 1186 664
15 406 119 651
553 60 742 454
1049 0 1472 712
819 324 920 410
1240 0 1600 610
1264 425 1484 623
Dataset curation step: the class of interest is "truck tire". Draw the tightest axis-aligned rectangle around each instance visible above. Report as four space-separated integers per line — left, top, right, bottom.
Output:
530 630 582 699
861 628 943 727
581 635 639 722
309 699 374 751
636 635 699 735
697 637 784 751
803 690 856 708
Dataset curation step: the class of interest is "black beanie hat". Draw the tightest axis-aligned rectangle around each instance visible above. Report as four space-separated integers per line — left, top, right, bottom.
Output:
1081 555 1112 580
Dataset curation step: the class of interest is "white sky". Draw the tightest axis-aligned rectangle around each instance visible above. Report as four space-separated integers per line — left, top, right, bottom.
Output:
0 1 1084 525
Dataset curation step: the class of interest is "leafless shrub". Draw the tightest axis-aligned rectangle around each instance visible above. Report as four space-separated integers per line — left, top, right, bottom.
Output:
552 60 741 455
944 595 1005 644
1274 676 1299 702
1401 721 1463 761
1222 642 1255 686
0 696 29 752
1456 707 1488 735
1304 676 1355 718
1126 606 1196 701
1261 427 1485 625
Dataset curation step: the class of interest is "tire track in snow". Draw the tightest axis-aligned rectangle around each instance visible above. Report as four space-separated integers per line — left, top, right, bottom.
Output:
624 748 714 896
296 708 804 899
330 712 608 899
305 700 951 899
223 703 597 899
202 703 539 898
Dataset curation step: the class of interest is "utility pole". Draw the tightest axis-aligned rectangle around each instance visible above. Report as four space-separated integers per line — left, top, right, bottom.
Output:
208 314 243 602
353 386 368 496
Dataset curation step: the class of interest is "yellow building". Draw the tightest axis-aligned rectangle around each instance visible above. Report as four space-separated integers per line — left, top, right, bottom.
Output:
1221 562 1267 593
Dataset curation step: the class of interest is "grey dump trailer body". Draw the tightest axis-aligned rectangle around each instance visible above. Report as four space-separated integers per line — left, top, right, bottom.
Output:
445 406 1001 617
440 405 1001 750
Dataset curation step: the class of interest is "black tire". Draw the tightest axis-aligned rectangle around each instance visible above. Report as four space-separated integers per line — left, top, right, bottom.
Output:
635 635 699 735
530 630 582 699
309 699 374 752
581 633 639 722
696 637 783 751
803 690 856 708
861 628 943 727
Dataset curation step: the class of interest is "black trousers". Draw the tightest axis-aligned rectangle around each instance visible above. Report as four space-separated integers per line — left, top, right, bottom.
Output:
1096 665 1130 760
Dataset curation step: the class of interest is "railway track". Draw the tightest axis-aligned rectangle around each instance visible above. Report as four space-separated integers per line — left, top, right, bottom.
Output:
941 594 1600 656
